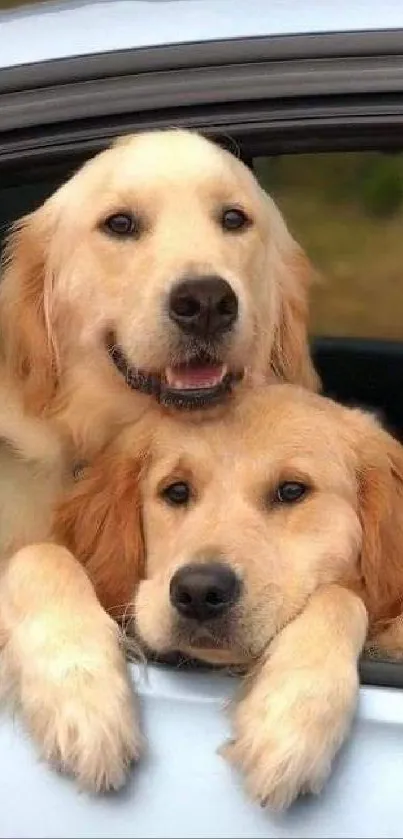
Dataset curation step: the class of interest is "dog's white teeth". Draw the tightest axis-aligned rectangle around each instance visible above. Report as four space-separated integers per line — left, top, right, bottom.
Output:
165 364 227 390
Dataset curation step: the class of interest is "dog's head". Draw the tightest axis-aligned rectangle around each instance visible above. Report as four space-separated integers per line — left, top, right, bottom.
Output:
55 385 403 667
0 130 318 421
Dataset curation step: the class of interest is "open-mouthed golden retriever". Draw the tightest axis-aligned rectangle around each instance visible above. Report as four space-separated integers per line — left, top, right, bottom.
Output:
0 128 318 464
4 385 402 806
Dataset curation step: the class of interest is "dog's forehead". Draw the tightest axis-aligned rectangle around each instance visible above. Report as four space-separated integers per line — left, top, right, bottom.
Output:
94 133 215 181
154 392 350 472
77 130 255 203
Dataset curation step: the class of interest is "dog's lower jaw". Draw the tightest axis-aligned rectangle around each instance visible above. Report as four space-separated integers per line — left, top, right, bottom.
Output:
158 376 240 411
135 632 252 669
179 644 251 667
106 342 244 410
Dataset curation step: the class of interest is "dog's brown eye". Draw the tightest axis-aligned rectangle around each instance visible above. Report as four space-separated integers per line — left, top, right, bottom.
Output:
275 481 307 504
162 481 191 506
221 207 250 232
103 213 139 237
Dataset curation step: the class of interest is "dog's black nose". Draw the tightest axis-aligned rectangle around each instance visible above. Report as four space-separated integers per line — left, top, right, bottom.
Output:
169 562 241 622
168 276 238 338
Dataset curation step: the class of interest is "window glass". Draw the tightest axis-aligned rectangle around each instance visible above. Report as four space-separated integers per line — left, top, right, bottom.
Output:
255 152 403 340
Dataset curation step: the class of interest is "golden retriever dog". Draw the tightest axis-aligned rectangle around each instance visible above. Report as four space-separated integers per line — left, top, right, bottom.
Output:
0 128 318 462
23 383 400 807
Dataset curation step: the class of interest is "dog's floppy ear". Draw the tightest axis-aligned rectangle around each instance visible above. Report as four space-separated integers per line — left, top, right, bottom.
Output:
352 413 403 623
54 449 147 615
0 206 59 413
271 241 320 392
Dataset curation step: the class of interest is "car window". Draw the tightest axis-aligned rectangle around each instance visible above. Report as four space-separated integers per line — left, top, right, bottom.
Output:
255 151 403 341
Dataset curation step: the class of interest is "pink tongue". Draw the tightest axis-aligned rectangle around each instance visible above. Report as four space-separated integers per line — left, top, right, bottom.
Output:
166 364 225 390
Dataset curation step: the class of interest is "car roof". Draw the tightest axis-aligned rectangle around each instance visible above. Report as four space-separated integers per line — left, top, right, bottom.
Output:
1 0 403 71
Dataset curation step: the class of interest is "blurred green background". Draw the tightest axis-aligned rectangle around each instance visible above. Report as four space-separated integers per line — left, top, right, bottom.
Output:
256 152 403 339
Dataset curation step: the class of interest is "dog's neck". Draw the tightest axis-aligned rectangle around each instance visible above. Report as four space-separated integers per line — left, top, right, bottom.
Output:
48 359 151 458
49 356 260 459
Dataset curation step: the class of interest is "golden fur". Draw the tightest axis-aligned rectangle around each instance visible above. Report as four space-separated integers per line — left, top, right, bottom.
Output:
0 130 319 794
0 129 318 455
52 385 403 807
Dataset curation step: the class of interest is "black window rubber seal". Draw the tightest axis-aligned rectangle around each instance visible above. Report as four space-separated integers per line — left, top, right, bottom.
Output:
3 28 403 148
145 653 403 689
2 28 403 93
360 657 403 689
4 53 403 136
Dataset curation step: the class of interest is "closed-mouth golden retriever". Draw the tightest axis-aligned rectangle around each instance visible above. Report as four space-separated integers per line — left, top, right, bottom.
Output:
2 384 395 806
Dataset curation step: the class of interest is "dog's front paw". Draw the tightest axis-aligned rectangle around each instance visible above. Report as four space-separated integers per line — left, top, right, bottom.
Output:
223 664 358 810
15 637 142 792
